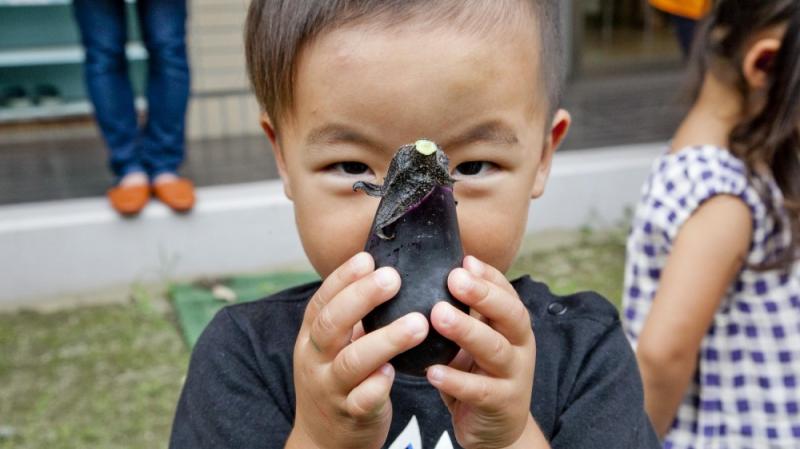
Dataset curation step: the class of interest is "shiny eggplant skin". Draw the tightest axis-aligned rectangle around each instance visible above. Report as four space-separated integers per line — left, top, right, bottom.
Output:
355 141 465 376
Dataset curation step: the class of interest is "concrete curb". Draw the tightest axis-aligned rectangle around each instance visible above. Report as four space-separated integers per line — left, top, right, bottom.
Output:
0 143 664 304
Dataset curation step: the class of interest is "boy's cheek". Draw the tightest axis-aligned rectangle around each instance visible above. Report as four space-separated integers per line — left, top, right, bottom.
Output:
462 240 521 274
458 213 525 274
295 202 375 278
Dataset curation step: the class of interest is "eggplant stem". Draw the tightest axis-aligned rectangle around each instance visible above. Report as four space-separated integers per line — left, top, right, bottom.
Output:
414 139 438 156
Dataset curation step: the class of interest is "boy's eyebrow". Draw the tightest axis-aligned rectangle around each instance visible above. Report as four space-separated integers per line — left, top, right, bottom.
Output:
305 124 378 149
305 121 518 150
441 121 519 149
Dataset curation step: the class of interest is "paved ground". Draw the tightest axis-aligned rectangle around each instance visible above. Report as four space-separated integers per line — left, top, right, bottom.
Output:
0 70 687 205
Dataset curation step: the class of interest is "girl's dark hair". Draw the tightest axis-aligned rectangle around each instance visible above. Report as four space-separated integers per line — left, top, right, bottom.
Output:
689 0 800 267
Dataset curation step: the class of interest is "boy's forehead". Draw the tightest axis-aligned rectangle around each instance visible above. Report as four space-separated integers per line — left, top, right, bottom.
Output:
294 20 546 130
321 1 541 49
286 9 547 133
295 0 544 92
325 0 536 31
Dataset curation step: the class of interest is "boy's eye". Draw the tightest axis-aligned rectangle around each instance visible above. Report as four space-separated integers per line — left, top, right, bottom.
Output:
453 161 496 178
340 161 369 175
326 161 373 177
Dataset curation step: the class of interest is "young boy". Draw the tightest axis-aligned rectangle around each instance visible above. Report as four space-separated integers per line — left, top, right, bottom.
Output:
169 1 660 448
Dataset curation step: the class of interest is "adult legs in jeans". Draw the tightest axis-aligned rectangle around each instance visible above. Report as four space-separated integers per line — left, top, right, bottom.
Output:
136 0 190 179
73 0 143 181
74 0 192 214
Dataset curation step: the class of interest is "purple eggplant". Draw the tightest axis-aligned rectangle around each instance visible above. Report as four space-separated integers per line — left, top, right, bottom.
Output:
354 140 466 376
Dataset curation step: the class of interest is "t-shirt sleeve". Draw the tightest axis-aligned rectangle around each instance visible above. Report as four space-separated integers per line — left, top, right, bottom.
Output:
549 320 661 449
169 307 293 449
651 148 751 243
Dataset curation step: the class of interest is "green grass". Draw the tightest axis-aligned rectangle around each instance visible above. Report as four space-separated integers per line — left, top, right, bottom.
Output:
0 296 189 449
0 230 626 448
508 229 628 308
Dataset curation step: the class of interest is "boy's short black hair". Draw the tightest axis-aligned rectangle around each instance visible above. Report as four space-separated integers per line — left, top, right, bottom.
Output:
245 0 564 132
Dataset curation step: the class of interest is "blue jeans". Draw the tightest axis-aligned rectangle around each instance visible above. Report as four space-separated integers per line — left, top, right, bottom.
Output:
73 0 190 181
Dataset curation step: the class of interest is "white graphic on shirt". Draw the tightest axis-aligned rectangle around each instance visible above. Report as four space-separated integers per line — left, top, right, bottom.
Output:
433 431 454 449
386 415 454 449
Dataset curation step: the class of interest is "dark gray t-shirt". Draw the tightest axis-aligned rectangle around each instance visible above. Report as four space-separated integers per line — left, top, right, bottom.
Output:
169 276 660 448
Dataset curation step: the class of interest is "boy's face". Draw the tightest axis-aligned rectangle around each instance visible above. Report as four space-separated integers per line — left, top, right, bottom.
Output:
263 17 570 278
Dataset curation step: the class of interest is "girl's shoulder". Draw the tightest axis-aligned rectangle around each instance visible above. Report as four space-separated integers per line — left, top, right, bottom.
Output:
656 144 747 181
649 144 750 199
642 145 762 241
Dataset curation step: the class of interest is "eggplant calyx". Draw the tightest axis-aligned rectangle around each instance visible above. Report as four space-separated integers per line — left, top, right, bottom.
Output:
353 181 384 197
356 141 457 240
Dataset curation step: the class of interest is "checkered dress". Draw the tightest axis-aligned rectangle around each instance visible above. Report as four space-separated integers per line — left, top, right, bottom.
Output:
623 145 800 449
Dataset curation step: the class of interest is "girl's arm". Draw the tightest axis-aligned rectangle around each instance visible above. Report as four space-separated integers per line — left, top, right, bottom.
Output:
636 195 752 437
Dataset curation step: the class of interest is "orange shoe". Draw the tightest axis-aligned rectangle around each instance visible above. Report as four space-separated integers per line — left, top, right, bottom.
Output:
152 178 195 213
107 184 150 216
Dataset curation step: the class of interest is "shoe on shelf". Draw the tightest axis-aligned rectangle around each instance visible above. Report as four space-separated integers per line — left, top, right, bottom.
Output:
108 184 150 216
152 177 195 213
33 84 62 106
0 85 32 109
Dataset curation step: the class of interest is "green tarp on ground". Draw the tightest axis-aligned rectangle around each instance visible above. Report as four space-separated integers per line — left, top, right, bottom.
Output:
170 272 319 347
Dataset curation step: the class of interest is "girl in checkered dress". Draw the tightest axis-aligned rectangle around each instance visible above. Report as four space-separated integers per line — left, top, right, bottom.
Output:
622 1 800 448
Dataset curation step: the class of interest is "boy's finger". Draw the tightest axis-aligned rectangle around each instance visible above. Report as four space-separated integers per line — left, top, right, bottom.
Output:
331 313 428 391
308 267 400 355
447 348 474 373
438 387 457 412
463 255 516 295
448 268 532 346
351 321 366 341
305 252 374 323
344 364 394 420
427 364 505 410
430 302 513 377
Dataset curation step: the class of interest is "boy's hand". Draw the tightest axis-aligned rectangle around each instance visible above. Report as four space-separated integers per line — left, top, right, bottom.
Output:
427 256 539 449
288 252 429 449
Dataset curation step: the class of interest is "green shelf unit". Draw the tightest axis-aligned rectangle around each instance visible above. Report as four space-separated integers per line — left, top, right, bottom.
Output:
0 44 147 67
0 62 147 122
0 1 146 123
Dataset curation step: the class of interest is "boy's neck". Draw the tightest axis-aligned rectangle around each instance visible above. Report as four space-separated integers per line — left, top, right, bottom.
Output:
672 72 744 152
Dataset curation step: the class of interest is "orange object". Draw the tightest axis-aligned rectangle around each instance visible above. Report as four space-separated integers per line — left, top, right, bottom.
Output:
107 184 150 216
152 178 196 213
649 0 712 20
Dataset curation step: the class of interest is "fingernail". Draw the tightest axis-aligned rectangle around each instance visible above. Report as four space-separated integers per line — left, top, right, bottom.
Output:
404 314 426 337
439 304 455 327
380 363 394 377
465 256 484 276
350 252 371 273
454 269 473 295
428 366 444 384
374 267 397 288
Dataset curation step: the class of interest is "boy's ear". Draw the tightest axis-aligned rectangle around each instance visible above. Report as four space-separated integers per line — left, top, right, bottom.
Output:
260 113 293 200
531 109 571 199
742 38 781 90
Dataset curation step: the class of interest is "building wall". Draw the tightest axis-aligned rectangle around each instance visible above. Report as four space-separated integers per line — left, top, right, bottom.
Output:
187 0 262 140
